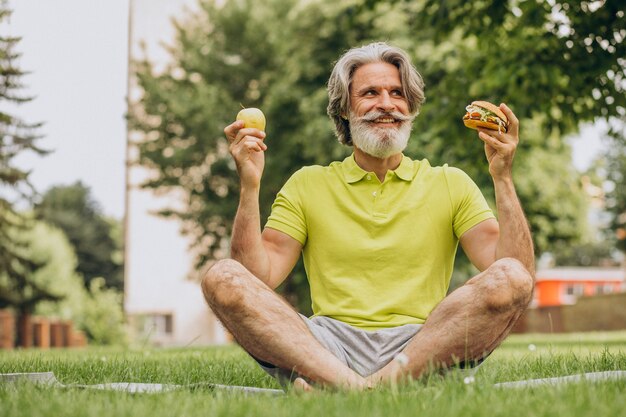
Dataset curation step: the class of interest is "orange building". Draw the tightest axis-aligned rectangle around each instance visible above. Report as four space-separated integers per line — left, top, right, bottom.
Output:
531 267 626 308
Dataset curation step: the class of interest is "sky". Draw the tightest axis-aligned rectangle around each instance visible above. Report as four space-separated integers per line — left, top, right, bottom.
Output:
5 0 607 221
4 0 201 303
5 0 196 220
6 1 129 218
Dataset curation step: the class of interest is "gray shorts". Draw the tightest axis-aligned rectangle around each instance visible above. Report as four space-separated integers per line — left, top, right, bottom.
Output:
255 314 422 384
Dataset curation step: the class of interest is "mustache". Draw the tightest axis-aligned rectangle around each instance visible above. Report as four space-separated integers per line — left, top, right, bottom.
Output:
356 111 414 123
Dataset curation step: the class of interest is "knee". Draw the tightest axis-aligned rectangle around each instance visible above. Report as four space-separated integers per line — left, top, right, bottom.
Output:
201 259 248 309
478 258 534 312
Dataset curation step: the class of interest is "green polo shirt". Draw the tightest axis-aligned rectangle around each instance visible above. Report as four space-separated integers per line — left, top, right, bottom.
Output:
265 154 494 330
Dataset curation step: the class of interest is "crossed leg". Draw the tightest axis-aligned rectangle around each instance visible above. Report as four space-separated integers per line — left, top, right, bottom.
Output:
201 259 367 389
369 257 534 384
201 257 533 389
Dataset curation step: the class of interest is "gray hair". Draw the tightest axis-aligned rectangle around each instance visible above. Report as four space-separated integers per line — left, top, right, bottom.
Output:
327 42 425 145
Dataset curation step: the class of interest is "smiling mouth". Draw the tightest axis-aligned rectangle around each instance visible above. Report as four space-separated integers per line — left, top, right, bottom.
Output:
372 117 397 124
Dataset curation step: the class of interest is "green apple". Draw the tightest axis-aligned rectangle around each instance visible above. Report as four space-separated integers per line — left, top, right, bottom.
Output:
236 107 266 131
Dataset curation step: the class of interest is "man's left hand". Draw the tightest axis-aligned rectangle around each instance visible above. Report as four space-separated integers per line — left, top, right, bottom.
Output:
477 103 519 180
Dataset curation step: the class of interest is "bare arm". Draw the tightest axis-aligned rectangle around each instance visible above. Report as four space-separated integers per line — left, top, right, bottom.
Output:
459 218 499 272
491 174 535 275
460 103 535 276
225 121 302 289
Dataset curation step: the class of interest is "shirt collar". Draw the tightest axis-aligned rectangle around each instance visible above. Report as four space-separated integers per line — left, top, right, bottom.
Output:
342 153 415 183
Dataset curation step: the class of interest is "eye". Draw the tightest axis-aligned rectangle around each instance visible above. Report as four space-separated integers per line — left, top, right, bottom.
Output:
391 89 403 96
364 89 377 96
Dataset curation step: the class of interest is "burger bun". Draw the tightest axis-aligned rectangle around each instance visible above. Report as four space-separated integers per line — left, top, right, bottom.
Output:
463 119 501 131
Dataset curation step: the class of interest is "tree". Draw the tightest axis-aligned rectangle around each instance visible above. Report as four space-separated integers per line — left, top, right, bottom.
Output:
131 0 296 268
20 221 84 326
0 3 46 225
0 213 61 346
0 4 46 194
552 241 618 267
602 122 626 253
391 0 624 271
398 0 625 131
35 182 124 290
131 0 599 311
10 220 127 346
0 2 51 343
545 151 622 267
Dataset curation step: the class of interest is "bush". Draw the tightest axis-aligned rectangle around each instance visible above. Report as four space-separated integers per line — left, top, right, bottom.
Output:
28 221 127 345
79 277 127 346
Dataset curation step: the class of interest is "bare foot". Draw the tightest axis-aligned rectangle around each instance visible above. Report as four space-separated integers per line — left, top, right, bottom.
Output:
367 355 409 387
293 377 314 392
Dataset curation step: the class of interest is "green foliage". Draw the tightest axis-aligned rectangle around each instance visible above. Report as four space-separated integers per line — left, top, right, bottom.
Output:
0 1 50 328
403 0 625 129
0 214 59 313
552 240 619 267
396 1 625 246
25 221 84 319
13 220 127 346
130 0 615 308
131 0 288 264
35 182 124 290
603 122 626 252
0 5 45 214
512 120 588 255
78 278 127 346
548 152 622 266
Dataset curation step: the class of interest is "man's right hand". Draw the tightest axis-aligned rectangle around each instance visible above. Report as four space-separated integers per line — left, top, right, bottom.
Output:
224 120 267 189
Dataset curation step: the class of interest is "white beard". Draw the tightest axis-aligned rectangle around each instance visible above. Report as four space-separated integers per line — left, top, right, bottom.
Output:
349 111 413 159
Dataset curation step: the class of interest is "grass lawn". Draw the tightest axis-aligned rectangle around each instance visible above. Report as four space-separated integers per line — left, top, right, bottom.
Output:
1 331 625 417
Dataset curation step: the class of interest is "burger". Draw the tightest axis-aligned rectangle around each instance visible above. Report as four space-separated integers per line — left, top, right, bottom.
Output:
462 101 508 133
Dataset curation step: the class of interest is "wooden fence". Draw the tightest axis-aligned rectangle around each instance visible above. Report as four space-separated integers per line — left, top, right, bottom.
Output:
0 310 87 349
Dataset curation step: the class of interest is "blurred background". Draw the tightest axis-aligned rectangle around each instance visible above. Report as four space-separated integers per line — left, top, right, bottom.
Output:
0 0 624 349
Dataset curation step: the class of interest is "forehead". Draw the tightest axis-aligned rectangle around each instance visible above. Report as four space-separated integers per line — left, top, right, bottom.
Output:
351 62 402 92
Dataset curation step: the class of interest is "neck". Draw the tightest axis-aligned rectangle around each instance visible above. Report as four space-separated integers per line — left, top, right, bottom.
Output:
353 148 403 182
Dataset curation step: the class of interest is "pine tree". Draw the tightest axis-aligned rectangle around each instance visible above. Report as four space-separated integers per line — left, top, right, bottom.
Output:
0 2 54 347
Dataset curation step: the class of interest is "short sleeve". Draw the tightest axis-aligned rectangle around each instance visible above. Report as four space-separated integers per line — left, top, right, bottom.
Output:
265 169 308 245
444 166 495 238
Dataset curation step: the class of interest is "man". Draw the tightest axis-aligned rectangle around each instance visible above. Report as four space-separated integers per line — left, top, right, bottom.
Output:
202 42 534 390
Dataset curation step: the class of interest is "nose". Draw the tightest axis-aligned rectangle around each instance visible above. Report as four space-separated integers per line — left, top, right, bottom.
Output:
376 90 395 112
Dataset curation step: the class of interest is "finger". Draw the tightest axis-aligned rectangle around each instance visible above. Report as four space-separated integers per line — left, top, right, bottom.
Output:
477 125 517 147
230 145 264 163
499 103 519 133
231 137 267 154
243 138 267 152
478 130 506 149
233 128 266 145
477 128 501 142
224 120 245 143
